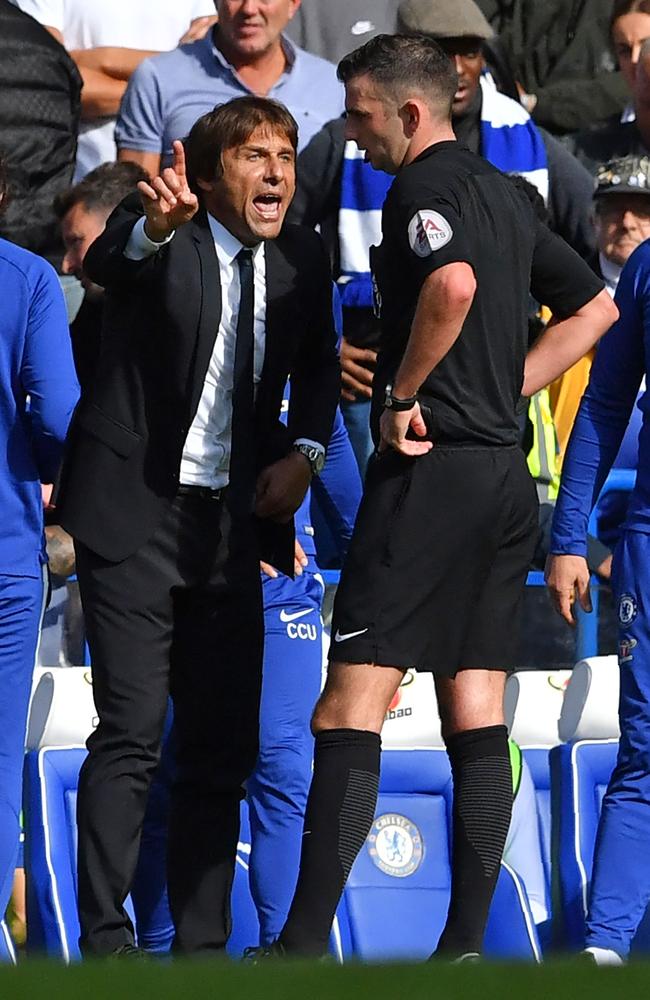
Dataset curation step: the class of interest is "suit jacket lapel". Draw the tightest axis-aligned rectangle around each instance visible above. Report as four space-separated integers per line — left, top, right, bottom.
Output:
187 209 222 420
261 238 298 392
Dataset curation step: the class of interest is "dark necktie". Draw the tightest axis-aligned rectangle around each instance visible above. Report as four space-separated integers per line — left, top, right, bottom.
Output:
229 248 256 513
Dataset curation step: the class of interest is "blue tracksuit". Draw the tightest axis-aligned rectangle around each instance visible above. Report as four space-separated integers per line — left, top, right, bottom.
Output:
551 240 650 956
0 238 78 923
133 405 362 949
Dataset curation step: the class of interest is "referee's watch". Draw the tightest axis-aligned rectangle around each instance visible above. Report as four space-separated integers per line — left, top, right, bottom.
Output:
292 442 325 476
384 383 418 412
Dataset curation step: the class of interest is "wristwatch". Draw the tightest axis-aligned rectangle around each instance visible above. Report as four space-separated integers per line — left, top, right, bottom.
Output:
383 383 418 412
292 442 325 476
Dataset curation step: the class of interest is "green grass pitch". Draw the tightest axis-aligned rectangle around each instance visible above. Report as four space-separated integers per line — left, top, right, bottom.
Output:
0 960 648 1000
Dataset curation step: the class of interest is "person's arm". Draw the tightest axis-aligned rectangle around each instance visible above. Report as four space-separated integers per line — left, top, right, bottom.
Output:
84 141 197 287
22 262 79 483
532 71 630 136
380 262 476 456
255 233 341 524
522 290 617 397
523 222 617 397
545 249 648 623
310 407 363 560
115 59 165 174
118 149 162 178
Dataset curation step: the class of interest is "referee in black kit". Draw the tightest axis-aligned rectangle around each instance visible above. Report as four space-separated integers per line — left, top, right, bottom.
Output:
266 33 618 961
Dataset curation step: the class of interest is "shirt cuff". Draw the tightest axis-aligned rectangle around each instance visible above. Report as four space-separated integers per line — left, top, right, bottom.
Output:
293 438 325 456
124 216 175 261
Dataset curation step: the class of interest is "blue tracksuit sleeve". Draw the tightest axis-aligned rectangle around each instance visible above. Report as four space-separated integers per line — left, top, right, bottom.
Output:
550 247 649 556
22 263 79 483
311 407 363 560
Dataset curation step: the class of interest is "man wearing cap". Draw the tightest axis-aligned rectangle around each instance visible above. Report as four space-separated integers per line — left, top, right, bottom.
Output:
290 0 596 475
550 156 650 471
546 161 650 967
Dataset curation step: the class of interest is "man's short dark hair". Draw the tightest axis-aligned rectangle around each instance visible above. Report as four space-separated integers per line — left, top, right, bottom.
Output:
185 96 298 189
337 33 458 119
54 161 150 219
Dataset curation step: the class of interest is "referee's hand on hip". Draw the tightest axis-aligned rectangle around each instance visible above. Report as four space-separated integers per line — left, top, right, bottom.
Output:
379 403 433 457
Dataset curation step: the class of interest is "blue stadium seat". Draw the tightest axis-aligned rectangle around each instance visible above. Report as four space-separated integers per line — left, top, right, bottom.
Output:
550 738 618 950
23 746 259 960
0 922 16 964
330 748 541 962
521 747 553 947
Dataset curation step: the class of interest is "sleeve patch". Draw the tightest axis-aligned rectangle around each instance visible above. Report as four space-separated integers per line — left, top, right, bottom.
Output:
408 210 453 257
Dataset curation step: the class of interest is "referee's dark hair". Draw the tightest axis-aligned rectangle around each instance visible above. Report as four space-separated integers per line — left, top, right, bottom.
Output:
337 33 458 120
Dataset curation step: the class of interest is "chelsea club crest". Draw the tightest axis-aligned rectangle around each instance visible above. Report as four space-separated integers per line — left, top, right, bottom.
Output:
367 813 424 878
618 594 638 627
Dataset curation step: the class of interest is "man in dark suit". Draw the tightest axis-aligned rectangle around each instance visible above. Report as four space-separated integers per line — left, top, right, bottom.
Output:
56 96 340 957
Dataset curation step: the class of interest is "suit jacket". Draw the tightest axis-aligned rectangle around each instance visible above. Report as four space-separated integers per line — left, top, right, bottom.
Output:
56 195 340 574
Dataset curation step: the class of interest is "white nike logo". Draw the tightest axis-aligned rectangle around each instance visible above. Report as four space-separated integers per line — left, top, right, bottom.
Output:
280 608 312 623
351 19 374 35
334 628 369 642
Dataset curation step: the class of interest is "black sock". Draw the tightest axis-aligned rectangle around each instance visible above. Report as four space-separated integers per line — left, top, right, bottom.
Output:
435 724 512 957
279 728 381 956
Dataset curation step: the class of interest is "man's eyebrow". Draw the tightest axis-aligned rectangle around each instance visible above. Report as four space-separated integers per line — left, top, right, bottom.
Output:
240 144 295 155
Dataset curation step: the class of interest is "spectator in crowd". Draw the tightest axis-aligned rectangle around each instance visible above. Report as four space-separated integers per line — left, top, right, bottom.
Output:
55 96 339 957
116 0 344 176
475 0 630 135
550 154 650 464
9 0 218 180
0 0 80 272
285 0 400 64
568 3 650 172
54 161 150 393
290 0 597 474
0 156 78 938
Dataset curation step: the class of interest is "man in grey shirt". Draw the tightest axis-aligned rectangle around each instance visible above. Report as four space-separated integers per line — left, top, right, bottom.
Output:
285 0 399 64
116 0 344 176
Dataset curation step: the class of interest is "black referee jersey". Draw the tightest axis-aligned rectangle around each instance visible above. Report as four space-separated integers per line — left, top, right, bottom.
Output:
370 140 604 446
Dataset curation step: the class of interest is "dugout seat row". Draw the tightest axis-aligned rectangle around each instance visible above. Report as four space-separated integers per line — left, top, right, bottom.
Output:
21 660 625 961
22 742 541 962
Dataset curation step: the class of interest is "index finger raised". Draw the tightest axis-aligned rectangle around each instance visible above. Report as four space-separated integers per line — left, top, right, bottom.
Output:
172 140 187 179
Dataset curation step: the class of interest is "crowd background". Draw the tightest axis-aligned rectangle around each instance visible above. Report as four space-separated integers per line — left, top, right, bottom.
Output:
1 0 649 959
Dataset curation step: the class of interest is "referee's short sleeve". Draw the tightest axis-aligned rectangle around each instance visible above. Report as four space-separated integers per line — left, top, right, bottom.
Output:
393 188 475 280
530 221 604 318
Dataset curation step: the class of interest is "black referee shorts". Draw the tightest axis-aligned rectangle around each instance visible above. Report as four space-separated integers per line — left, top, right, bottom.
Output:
329 444 538 677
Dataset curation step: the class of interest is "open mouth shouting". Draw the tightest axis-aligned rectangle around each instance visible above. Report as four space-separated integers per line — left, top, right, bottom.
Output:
253 192 283 222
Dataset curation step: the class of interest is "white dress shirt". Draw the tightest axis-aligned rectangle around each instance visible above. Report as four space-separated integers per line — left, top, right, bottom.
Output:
124 215 323 488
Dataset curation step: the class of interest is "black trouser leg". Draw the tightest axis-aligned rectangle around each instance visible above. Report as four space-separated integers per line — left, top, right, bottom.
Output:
279 728 381 957
435 724 512 957
75 539 172 956
168 507 263 954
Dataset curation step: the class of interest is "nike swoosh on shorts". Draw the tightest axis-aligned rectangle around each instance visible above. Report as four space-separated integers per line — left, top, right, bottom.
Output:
279 608 313 623
334 628 369 642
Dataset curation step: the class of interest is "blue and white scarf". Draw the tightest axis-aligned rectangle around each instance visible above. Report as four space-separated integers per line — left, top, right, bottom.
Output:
337 77 549 311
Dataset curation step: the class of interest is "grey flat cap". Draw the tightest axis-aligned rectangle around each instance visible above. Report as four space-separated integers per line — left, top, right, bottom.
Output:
398 0 494 40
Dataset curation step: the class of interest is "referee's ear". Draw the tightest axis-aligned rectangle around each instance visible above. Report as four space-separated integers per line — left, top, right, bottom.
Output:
399 99 423 138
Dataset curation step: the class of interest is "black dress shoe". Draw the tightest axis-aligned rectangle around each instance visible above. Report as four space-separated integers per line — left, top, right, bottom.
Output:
242 942 286 963
110 943 150 960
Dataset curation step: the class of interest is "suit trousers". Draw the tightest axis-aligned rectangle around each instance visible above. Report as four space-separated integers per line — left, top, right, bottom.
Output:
74 491 263 956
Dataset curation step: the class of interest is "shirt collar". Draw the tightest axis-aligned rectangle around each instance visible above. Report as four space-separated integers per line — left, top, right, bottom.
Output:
206 213 265 269
599 251 622 296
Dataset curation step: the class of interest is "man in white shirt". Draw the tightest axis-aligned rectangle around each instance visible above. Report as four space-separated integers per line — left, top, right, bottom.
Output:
9 0 217 178
55 95 340 956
